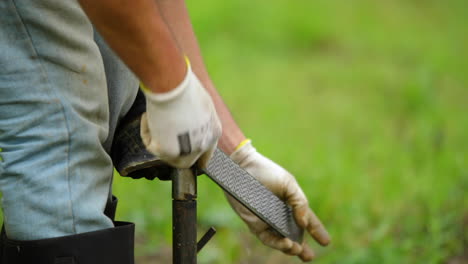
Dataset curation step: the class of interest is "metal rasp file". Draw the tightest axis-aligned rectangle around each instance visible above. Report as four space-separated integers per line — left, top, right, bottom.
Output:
203 149 304 243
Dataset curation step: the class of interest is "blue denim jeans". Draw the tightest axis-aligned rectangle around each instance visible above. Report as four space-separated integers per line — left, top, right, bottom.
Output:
0 0 139 240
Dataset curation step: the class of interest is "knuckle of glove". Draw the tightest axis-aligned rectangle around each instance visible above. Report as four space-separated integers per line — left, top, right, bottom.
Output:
258 232 302 256
155 141 198 168
156 141 179 159
166 156 198 169
139 113 152 147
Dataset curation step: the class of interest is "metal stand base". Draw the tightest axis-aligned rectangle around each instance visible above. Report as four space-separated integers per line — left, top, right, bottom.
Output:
172 169 216 264
172 169 197 264
173 199 197 264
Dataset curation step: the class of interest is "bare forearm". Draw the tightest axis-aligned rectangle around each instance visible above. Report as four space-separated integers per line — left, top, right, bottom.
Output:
78 0 185 93
155 0 246 154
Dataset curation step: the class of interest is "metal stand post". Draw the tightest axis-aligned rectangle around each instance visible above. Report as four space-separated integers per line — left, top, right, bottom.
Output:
172 169 197 264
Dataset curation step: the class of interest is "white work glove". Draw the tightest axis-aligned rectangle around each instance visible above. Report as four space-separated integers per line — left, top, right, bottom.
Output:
140 64 222 169
227 140 330 262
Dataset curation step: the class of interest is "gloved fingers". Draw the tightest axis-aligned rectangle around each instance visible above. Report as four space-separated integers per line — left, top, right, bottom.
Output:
258 229 317 262
306 210 330 246
226 193 306 257
257 230 303 256
140 112 152 148
197 142 217 169
283 179 330 246
140 112 218 169
298 243 315 262
294 206 330 246
224 193 270 234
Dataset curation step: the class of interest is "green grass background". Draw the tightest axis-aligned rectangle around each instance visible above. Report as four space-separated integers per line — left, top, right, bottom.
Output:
2 0 467 263
114 0 468 263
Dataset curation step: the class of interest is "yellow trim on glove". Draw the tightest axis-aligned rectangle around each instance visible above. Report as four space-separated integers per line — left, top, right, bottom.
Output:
140 82 150 93
235 139 251 151
184 56 191 68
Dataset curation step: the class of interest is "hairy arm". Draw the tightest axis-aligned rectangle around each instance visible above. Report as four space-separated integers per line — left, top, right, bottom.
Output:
78 0 186 93
154 0 246 154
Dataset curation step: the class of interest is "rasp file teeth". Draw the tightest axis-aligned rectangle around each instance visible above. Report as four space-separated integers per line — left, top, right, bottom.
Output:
205 149 303 243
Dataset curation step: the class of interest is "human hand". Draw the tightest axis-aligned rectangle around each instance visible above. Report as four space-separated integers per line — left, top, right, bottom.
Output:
140 63 222 169
226 140 330 262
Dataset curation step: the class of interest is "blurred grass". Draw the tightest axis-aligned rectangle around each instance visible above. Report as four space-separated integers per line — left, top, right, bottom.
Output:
114 0 468 263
